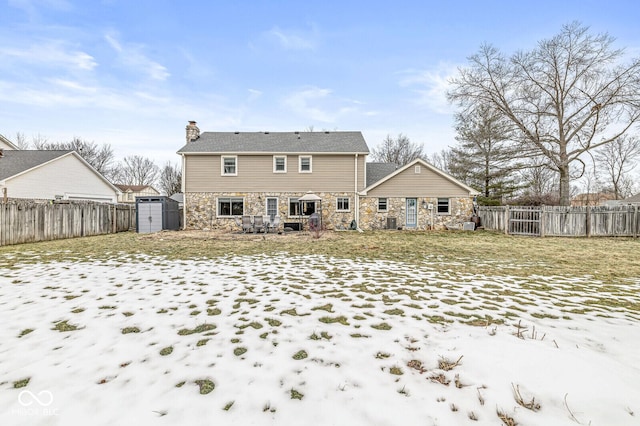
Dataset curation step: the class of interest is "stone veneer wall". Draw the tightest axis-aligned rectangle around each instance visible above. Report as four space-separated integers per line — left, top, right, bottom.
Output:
185 192 358 231
359 197 474 230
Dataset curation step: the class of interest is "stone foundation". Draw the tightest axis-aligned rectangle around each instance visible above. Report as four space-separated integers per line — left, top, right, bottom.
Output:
186 193 474 231
185 192 357 231
359 197 474 230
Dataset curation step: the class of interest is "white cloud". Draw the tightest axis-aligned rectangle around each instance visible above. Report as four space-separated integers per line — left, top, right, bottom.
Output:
266 26 317 50
0 41 97 71
283 87 335 122
104 32 170 81
398 63 459 114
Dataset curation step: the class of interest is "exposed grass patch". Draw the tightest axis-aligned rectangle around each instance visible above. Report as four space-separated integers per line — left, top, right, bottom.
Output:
195 379 215 395
265 318 282 327
234 347 248 356
178 323 216 335
207 308 222 316
318 315 349 325
223 401 234 411
52 320 80 332
292 350 308 360
196 339 210 347
384 308 404 316
122 312 134 317
290 389 304 400
13 378 30 388
371 322 392 330
121 326 140 334
389 366 403 375
160 346 173 356
71 308 85 314
18 328 34 338
311 303 334 313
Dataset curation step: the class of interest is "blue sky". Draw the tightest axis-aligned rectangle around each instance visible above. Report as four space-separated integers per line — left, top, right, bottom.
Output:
1 0 639 166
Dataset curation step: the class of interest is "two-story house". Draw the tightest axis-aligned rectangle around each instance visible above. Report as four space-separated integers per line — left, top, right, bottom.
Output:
177 121 478 231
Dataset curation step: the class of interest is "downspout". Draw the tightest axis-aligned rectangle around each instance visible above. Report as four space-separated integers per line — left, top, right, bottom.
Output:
355 154 363 232
181 153 187 230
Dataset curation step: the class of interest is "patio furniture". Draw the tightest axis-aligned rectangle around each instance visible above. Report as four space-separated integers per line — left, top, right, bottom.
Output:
241 215 253 233
268 215 281 233
253 215 266 233
234 217 242 231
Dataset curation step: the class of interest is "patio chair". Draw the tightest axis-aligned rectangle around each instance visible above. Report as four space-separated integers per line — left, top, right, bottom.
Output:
253 215 265 233
241 215 253 233
268 215 281 233
234 217 242 231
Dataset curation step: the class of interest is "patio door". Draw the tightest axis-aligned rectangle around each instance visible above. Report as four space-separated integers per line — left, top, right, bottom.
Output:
406 198 417 228
266 197 278 221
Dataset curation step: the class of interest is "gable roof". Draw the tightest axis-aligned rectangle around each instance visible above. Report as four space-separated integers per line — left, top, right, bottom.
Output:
177 131 369 154
0 150 73 180
362 158 480 196
366 162 398 187
0 133 19 150
0 150 120 194
624 193 640 203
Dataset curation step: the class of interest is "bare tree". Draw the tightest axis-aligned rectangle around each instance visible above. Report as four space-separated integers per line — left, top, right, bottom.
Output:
426 148 453 173
34 137 115 177
158 161 182 196
595 135 640 199
14 132 30 149
370 133 424 167
114 155 159 186
448 22 640 205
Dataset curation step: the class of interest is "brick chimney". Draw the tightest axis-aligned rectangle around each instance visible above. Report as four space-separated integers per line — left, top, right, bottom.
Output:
186 120 200 143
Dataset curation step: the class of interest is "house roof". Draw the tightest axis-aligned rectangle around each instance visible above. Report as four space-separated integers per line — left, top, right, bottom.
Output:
0 133 19 150
362 158 480 196
366 162 398 187
0 150 120 194
0 150 74 180
177 131 370 154
624 193 640 203
115 184 158 193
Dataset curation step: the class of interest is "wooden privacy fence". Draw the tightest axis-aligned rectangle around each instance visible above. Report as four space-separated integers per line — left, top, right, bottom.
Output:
0 201 136 246
477 205 640 237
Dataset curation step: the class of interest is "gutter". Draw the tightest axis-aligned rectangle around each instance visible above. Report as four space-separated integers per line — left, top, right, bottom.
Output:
181 153 187 230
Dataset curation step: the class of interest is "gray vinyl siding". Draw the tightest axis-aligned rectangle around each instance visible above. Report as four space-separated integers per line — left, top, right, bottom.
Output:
366 165 470 197
185 154 366 193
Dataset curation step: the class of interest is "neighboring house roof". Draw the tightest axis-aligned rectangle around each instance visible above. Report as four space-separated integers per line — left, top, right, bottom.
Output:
0 133 19 150
624 193 640 203
366 162 398 187
115 184 159 193
177 131 370 154
362 158 480 196
0 150 120 194
0 150 74 180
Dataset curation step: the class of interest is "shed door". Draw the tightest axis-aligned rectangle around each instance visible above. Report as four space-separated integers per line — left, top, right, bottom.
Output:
139 202 163 233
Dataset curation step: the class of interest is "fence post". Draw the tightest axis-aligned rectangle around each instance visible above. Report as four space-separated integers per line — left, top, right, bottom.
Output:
504 206 510 235
585 206 591 238
634 205 638 239
539 208 545 237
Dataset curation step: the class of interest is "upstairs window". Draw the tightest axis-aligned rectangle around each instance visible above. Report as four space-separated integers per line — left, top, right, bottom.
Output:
299 156 312 173
273 156 287 173
221 156 237 176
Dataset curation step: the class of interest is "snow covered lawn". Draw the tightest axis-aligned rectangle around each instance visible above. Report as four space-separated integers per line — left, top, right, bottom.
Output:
1 253 639 425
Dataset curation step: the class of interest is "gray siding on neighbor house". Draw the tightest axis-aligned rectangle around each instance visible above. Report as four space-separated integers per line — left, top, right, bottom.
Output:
366 164 471 198
185 154 366 193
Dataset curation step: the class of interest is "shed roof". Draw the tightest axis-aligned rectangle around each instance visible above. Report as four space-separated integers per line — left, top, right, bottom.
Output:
177 131 369 154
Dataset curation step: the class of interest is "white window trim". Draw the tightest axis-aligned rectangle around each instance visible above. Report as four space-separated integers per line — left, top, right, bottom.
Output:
336 197 350 212
377 198 388 212
415 165 421 174
221 155 238 176
217 197 244 217
299 155 312 173
265 197 279 218
437 198 450 215
273 155 287 173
